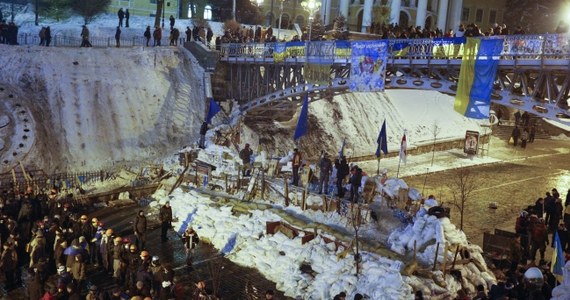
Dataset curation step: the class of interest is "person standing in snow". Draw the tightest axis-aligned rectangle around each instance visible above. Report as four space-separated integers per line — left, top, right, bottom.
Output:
45 26 51 47
182 227 199 266
349 166 363 203
115 26 121 48
159 201 172 242
185 27 192 42
153 27 162 46
169 15 175 31
511 126 520 147
318 153 332 194
125 9 130 28
199 121 208 149
118 8 125 27
38 27 46 46
134 210 147 250
239 143 253 177
144 26 151 47
334 155 349 198
291 148 302 186
520 128 529 149
206 27 213 48
80 25 92 47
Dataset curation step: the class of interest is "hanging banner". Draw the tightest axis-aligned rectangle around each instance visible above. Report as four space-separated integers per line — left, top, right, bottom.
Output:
304 63 330 85
349 40 388 92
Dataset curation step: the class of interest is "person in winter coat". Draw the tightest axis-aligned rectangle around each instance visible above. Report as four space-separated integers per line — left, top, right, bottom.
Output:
144 26 151 47
170 28 180 46
117 8 125 27
239 143 253 176
185 27 192 42
291 148 302 186
520 128 529 149
0 242 17 291
44 26 51 46
335 156 349 198
153 27 162 46
549 198 563 233
70 253 85 290
350 166 363 203
206 27 213 47
80 25 92 47
182 227 199 266
530 218 548 265
39 26 46 46
115 26 121 48
515 211 530 263
169 15 175 31
125 9 130 27
199 121 208 149
318 153 332 194
111 236 123 281
66 283 81 300
159 202 173 242
511 126 520 147
134 210 147 250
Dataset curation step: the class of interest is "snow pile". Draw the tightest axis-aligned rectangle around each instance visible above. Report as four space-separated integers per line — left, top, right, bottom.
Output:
552 261 570 300
388 214 496 295
159 189 414 299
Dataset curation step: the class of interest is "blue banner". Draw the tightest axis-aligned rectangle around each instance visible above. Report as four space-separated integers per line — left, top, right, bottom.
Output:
465 39 503 119
350 41 388 92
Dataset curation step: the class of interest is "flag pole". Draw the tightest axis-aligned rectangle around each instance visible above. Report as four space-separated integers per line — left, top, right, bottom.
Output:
376 156 381 176
396 154 402 178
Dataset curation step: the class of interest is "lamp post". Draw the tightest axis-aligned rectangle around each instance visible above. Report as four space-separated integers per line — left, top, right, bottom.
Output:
301 0 321 41
277 0 285 40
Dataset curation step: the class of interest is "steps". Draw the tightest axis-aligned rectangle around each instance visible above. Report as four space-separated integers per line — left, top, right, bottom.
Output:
491 124 550 140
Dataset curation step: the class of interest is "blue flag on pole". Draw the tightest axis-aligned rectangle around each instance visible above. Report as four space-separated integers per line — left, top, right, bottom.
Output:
294 94 309 140
206 98 221 124
375 120 388 158
552 230 565 281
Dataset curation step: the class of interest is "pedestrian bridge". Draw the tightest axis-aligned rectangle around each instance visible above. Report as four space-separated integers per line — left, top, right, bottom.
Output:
215 34 570 125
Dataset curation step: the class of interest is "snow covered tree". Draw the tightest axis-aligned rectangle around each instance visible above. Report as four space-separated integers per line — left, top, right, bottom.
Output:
71 0 111 25
331 15 348 40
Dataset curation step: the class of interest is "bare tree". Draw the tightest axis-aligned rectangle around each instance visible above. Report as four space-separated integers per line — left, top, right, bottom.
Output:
430 121 441 167
154 0 164 28
448 168 477 231
350 204 364 277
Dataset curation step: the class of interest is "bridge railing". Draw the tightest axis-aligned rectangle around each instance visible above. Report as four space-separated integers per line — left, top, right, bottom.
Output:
219 34 570 62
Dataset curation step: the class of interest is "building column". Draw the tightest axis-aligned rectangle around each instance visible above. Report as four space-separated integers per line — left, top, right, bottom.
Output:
339 0 349 19
362 0 373 33
320 0 331 25
436 0 448 30
447 0 463 32
415 0 427 28
390 0 401 25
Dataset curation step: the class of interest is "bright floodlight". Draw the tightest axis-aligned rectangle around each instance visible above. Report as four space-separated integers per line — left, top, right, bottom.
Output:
301 0 321 16
254 0 263 6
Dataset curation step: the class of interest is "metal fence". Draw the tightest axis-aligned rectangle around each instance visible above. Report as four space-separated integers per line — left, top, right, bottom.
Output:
0 169 111 194
219 33 570 61
14 33 189 48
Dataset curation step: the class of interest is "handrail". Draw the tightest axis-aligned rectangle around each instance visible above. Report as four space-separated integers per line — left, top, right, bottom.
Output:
219 34 570 61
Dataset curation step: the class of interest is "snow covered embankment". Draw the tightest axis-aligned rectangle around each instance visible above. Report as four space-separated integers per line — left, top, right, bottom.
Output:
152 188 413 299
389 214 496 296
0 45 205 171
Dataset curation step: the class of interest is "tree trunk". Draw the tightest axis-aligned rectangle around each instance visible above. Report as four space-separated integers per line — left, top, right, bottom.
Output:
155 0 163 28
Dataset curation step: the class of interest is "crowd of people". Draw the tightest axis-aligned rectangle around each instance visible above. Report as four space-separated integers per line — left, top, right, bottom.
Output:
0 184 228 299
509 111 537 149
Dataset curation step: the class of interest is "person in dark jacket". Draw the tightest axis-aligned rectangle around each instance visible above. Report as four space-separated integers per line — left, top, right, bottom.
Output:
144 26 151 47
117 8 125 27
182 227 199 267
350 166 363 203
334 156 349 198
185 27 192 42
134 210 147 250
318 153 332 194
291 148 302 186
239 143 253 176
44 26 51 47
159 202 172 242
115 26 121 48
169 15 175 31
125 9 130 27
511 126 520 147
199 121 208 149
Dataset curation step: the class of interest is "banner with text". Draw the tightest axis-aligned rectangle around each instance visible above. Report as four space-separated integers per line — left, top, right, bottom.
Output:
350 40 388 92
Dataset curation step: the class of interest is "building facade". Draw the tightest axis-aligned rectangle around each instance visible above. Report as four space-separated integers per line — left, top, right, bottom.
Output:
259 0 506 34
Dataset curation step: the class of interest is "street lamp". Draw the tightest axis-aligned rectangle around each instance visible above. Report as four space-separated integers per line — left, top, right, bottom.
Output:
301 0 321 41
277 0 285 40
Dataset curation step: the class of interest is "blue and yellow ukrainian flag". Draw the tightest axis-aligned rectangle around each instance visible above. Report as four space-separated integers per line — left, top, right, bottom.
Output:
454 38 503 119
552 231 565 282
391 41 410 57
432 37 465 58
272 42 287 62
334 40 351 58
